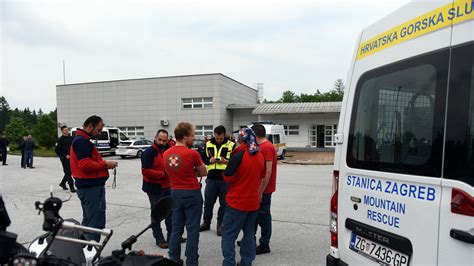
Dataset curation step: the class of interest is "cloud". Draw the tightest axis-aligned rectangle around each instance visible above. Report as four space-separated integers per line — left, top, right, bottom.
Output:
1 0 410 111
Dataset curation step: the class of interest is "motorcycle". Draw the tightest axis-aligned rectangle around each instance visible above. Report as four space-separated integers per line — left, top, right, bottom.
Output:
1 191 178 265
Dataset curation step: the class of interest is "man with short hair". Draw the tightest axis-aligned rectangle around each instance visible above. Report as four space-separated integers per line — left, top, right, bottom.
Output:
164 122 208 266
23 135 35 169
200 125 235 236
251 124 278 255
141 129 185 249
55 126 76 192
221 128 265 266
70 115 118 241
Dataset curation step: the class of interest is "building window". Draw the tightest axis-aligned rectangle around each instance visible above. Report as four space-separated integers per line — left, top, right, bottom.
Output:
284 125 299 135
325 125 337 147
182 97 213 109
195 125 213 137
119 126 145 138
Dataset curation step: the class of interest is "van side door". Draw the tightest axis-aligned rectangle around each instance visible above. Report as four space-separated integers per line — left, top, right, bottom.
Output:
438 43 474 266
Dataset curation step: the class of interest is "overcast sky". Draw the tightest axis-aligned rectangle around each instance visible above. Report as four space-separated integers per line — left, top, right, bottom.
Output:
1 0 411 112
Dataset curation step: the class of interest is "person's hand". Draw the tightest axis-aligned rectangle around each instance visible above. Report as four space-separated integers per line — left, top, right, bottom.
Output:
65 155 70 159
105 160 118 169
210 157 217 164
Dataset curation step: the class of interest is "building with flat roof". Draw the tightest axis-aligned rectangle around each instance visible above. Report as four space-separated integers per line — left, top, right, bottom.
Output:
57 73 341 148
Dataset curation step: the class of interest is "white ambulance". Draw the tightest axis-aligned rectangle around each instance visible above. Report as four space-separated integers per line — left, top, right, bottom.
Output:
248 122 287 159
328 1 474 265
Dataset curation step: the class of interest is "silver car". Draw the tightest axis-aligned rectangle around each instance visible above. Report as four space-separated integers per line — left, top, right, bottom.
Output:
116 139 153 158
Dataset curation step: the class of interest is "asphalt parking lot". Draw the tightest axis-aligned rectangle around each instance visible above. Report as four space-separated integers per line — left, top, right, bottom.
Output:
1 155 332 265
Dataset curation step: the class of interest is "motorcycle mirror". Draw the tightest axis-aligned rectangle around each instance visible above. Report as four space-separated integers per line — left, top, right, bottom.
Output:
151 196 173 223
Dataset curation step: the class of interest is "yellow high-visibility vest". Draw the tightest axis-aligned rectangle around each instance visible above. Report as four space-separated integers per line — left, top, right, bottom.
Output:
206 140 235 171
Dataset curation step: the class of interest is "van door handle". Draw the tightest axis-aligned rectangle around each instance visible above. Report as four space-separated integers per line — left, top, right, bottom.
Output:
450 229 474 244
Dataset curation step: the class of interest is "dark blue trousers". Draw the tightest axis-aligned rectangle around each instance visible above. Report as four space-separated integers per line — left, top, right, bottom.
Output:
76 186 106 242
148 188 172 244
255 193 272 247
222 207 257 266
203 178 228 225
169 189 203 266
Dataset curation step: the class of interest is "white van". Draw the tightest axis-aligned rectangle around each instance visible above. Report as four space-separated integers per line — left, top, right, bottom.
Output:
249 122 287 159
71 127 128 155
328 1 473 265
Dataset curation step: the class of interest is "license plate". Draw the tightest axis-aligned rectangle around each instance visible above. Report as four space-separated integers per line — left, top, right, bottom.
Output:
349 233 409 266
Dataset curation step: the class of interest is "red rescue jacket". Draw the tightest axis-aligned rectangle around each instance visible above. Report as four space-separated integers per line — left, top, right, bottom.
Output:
223 144 265 211
70 129 109 188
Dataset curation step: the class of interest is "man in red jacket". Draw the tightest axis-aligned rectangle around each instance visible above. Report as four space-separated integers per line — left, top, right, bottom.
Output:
251 124 278 255
141 129 175 248
70 115 118 242
221 128 265 266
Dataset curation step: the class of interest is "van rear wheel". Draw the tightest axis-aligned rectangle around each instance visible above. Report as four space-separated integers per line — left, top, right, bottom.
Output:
137 150 143 158
280 150 286 160
120 155 127 159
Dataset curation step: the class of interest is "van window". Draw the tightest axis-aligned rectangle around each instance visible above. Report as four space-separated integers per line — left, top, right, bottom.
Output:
120 133 128 141
273 134 280 144
347 49 449 176
98 131 108 141
444 43 474 186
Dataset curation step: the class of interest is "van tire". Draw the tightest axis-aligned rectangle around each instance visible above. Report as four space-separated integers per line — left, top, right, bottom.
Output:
279 150 286 160
120 155 127 159
137 150 143 158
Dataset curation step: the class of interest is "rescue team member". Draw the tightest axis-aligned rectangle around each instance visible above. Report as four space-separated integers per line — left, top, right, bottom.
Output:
164 122 208 266
221 128 265 266
251 124 277 255
199 125 235 236
70 115 118 241
55 126 76 192
141 129 174 249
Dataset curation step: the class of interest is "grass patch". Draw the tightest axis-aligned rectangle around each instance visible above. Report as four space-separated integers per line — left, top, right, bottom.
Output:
9 147 57 157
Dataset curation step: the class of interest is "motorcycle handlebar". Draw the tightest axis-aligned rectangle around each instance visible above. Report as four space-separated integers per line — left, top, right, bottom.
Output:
61 221 112 237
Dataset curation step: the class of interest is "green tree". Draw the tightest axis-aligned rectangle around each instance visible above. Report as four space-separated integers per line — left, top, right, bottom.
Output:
279 90 300 103
33 115 57 149
333 79 345 96
0 96 11 133
5 116 29 150
49 108 57 124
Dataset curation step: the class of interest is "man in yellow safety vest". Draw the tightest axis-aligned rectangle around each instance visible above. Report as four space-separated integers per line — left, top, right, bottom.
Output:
199 125 235 236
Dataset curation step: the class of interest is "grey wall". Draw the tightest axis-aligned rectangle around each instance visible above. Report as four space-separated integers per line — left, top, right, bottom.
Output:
57 74 257 140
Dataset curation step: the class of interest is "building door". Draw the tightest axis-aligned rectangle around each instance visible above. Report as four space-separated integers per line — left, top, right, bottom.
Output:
317 125 325 148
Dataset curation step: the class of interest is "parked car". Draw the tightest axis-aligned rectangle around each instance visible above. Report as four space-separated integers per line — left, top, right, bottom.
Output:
191 139 207 161
116 139 153 158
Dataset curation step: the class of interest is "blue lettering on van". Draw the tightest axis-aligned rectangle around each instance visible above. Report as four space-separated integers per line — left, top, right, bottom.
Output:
363 195 406 214
347 175 436 201
367 209 400 228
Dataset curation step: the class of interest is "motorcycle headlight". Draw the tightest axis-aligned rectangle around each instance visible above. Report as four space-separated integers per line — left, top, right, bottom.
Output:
11 254 38 266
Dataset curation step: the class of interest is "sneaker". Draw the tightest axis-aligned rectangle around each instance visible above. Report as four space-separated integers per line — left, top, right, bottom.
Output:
256 245 271 255
216 224 222 236
237 240 241 246
60 184 68 190
180 237 187 243
29 166 35 169
157 242 168 249
2 163 8 165
199 223 210 232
